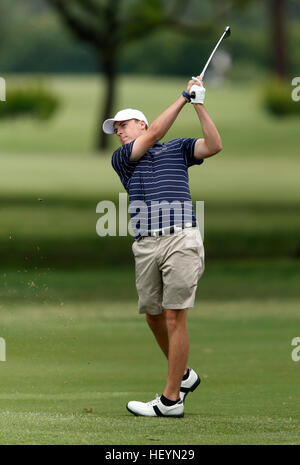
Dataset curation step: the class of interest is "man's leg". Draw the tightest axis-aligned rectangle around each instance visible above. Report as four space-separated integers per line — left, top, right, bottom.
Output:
146 312 169 359
146 309 189 401
163 309 189 401
127 308 197 417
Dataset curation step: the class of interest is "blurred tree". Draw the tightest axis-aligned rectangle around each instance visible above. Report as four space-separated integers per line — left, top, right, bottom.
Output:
47 0 216 151
270 0 289 78
232 0 290 78
45 0 295 150
0 0 14 53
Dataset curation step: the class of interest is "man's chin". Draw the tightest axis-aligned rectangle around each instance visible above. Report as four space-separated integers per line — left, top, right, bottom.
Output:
121 137 133 145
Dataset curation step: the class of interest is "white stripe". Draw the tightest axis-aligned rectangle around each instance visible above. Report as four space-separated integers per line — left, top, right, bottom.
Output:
135 204 193 211
161 140 182 149
130 193 191 199
129 184 190 193
136 213 194 221
129 179 188 186
140 156 182 163
134 207 193 216
129 174 188 184
133 168 186 175
140 155 183 164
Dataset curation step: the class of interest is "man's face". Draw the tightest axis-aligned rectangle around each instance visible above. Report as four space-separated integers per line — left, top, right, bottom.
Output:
114 119 146 145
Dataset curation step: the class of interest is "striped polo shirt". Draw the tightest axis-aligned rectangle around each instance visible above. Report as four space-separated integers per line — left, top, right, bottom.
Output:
111 138 204 239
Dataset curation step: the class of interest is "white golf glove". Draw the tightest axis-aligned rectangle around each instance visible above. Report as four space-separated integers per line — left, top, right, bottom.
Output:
190 84 206 104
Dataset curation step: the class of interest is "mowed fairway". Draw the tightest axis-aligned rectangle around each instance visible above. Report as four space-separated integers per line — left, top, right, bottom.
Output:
0 75 300 444
1 263 300 445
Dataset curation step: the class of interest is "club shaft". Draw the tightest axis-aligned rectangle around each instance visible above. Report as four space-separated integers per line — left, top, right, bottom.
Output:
200 30 228 79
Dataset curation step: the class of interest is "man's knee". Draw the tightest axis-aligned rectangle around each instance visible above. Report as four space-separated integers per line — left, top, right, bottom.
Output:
146 312 165 331
164 309 188 331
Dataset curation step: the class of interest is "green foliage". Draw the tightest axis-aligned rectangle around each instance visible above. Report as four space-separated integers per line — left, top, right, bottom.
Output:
0 83 60 120
0 2 300 78
262 77 300 117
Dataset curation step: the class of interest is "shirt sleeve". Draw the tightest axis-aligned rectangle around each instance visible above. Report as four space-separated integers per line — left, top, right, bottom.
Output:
181 138 204 168
111 141 138 190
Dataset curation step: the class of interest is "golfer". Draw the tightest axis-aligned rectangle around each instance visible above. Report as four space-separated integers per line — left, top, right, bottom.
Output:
102 76 222 418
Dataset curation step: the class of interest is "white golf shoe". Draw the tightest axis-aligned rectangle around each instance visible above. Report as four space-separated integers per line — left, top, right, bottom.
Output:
180 368 201 402
126 394 184 418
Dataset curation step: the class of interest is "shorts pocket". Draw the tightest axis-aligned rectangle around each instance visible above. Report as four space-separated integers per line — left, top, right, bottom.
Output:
183 229 203 249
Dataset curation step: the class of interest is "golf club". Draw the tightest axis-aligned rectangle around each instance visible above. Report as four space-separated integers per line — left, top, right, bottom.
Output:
190 26 231 97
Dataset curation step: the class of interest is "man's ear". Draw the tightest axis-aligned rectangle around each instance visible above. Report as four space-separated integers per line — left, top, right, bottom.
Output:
138 120 147 131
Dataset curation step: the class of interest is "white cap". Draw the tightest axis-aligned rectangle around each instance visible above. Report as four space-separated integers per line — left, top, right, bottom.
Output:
102 108 149 134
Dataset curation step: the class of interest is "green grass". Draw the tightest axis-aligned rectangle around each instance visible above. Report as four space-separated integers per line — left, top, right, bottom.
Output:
1 299 300 444
1 261 300 444
0 75 300 444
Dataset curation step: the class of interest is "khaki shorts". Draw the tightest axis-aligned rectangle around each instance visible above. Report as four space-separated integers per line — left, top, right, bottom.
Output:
132 227 205 315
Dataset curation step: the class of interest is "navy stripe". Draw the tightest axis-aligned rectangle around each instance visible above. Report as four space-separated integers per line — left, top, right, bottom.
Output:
111 138 204 239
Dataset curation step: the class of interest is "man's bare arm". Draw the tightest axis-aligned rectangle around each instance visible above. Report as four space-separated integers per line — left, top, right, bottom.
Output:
193 104 222 160
130 95 188 161
129 76 222 161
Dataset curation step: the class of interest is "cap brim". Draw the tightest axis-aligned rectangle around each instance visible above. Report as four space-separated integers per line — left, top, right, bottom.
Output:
102 119 116 134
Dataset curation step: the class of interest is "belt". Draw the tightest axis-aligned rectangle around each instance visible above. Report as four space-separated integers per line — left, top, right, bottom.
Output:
138 221 197 240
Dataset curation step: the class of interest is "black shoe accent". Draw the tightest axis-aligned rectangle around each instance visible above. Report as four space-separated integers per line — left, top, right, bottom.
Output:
190 376 201 392
153 405 164 416
180 375 201 402
180 386 190 393
126 402 184 418
182 368 190 381
160 395 180 406
153 405 184 418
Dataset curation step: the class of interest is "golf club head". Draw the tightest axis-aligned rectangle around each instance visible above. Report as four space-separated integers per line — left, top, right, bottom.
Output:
224 26 231 38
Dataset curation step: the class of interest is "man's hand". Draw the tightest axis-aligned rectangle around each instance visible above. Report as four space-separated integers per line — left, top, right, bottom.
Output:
187 76 206 105
185 75 204 94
